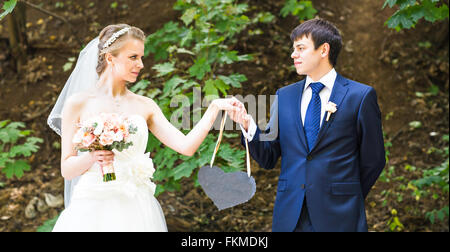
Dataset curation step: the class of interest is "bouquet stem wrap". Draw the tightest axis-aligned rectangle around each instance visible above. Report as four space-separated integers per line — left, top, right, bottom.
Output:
101 163 116 182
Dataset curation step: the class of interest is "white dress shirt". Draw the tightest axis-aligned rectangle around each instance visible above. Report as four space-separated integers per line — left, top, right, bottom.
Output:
241 68 337 142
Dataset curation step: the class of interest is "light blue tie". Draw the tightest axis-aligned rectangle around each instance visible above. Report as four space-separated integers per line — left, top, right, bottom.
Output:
304 82 325 152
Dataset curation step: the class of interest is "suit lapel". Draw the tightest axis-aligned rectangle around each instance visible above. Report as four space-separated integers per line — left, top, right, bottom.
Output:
294 80 309 151
311 73 349 152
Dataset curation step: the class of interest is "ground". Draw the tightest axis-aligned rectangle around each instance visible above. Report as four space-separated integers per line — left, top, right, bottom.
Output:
0 0 448 232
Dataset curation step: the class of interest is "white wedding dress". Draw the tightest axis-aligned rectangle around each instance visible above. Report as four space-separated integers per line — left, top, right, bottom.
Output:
52 115 168 232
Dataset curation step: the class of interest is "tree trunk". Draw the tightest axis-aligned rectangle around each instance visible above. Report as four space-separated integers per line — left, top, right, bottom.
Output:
6 1 27 72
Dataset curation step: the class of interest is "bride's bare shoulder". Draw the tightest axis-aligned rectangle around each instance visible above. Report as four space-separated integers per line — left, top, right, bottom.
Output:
128 92 161 123
130 92 159 109
62 92 92 115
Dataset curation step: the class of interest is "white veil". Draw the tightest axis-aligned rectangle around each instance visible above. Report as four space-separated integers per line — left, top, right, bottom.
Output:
47 37 100 208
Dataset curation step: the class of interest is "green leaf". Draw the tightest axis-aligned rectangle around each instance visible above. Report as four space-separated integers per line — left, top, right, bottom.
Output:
388 10 415 29
130 79 151 93
383 0 398 9
237 54 253 61
176 48 195 55
181 7 197 26
9 139 42 158
218 73 247 88
0 0 17 21
214 79 229 96
170 160 197 180
152 62 176 77
63 62 73 72
409 121 422 129
2 160 30 179
0 120 10 128
421 0 442 22
204 79 219 97
36 214 60 232
219 50 239 64
162 75 186 96
188 57 211 80
428 84 439 95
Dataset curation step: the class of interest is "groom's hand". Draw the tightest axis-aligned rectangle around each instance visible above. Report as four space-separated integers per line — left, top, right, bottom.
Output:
228 97 250 131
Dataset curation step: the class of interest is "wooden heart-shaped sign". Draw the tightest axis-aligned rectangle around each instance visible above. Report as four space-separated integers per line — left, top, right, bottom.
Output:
198 111 255 210
198 165 256 210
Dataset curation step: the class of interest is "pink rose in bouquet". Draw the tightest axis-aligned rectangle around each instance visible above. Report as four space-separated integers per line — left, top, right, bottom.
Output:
73 113 138 182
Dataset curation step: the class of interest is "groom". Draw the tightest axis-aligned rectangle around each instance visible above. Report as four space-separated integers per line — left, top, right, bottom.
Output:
230 18 386 232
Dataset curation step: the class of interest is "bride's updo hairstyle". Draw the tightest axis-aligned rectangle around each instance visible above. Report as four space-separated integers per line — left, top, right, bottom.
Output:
96 24 145 76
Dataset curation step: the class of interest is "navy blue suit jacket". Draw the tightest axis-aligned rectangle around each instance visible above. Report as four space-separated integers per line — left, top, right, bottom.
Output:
242 74 386 231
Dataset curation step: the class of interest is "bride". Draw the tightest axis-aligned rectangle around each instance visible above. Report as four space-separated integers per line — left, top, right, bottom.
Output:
47 24 238 231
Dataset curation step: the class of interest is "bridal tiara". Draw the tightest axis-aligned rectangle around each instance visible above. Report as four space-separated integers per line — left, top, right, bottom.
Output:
103 27 131 50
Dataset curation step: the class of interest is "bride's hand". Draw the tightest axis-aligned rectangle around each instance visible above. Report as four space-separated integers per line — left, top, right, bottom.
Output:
210 97 239 113
228 98 251 131
91 150 115 166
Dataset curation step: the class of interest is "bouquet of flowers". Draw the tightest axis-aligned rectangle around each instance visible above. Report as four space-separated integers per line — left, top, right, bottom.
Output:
72 113 138 182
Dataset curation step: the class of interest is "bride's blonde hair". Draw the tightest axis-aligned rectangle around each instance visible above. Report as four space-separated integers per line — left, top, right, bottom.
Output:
96 24 145 76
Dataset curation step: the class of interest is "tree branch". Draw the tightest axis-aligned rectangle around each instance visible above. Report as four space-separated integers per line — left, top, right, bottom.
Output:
19 0 83 47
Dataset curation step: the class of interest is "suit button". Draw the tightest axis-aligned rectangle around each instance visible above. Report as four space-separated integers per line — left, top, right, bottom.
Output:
307 155 312 161
301 184 305 189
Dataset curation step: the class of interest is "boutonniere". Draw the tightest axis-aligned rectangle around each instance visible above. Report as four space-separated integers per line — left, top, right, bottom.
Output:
325 101 337 121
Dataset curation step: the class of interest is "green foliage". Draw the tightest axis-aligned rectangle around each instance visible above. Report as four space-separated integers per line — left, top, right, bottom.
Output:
0 120 43 179
409 134 449 224
135 0 273 195
0 0 16 21
383 0 449 31
379 131 449 229
36 214 59 232
387 209 405 231
280 0 317 21
62 57 76 72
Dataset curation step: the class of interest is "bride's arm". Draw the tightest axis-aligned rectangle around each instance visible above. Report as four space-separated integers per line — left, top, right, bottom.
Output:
60 94 113 180
146 97 236 156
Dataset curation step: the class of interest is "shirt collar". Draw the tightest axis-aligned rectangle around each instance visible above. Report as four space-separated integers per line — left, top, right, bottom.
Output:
304 68 337 91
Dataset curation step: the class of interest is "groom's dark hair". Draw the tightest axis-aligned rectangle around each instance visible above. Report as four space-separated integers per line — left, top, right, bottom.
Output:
291 18 342 67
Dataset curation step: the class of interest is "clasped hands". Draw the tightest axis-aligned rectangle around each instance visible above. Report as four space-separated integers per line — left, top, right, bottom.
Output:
212 97 251 131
